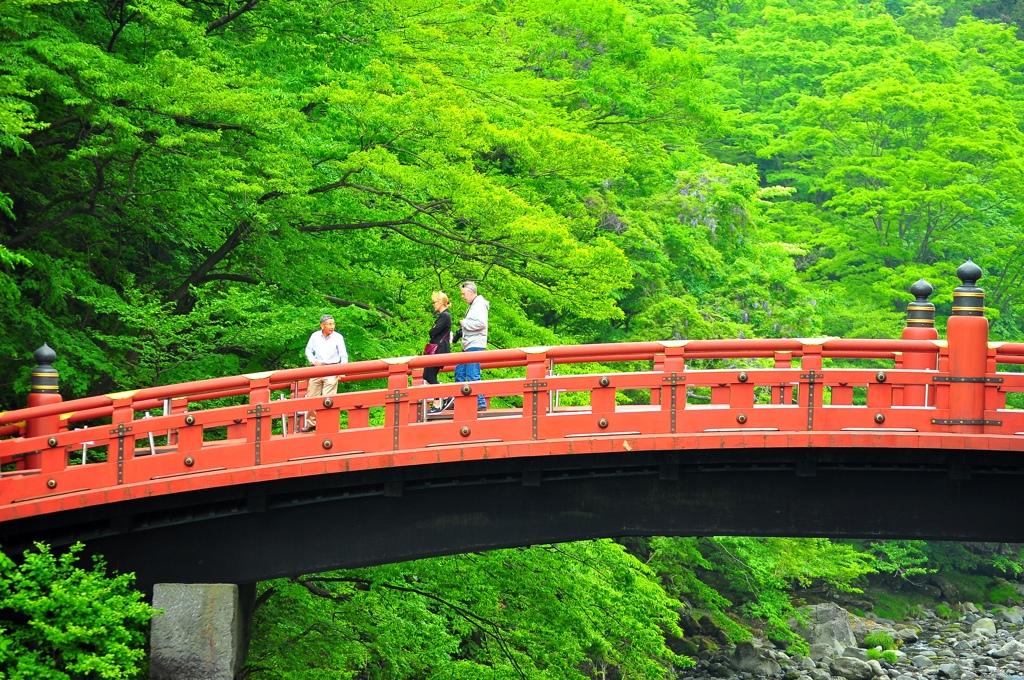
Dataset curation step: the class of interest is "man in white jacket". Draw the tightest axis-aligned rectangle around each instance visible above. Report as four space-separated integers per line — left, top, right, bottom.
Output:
453 281 489 410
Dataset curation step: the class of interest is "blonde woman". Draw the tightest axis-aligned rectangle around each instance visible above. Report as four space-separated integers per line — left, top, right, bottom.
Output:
425 291 452 414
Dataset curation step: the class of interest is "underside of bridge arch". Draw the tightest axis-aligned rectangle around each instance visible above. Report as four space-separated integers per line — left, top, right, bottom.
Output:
3 446 1023 591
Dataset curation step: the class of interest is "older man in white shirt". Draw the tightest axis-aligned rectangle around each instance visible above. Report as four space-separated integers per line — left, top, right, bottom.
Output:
302 314 348 432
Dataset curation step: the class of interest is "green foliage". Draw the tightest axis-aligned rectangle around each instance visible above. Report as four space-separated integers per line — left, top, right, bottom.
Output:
986 581 1020 605
863 632 897 650
866 648 899 664
935 603 954 619
871 591 932 621
870 540 934 579
648 537 874 652
0 542 154 679
245 541 692 679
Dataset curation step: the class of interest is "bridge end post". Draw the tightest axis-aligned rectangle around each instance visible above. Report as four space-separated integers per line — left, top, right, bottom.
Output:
901 279 938 406
946 260 989 434
23 343 62 470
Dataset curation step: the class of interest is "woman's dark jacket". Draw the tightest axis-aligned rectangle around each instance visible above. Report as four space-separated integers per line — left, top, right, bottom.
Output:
428 309 452 354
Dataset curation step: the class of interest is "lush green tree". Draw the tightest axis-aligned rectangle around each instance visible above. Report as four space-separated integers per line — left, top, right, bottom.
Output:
704 1 1024 339
245 540 691 679
0 542 153 679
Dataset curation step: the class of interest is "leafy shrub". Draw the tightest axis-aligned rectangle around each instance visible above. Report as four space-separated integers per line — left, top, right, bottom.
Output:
864 632 897 650
935 603 954 619
0 542 154 679
867 649 899 664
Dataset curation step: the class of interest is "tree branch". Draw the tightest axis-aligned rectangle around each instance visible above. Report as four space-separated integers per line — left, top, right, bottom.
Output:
206 0 261 34
323 296 395 318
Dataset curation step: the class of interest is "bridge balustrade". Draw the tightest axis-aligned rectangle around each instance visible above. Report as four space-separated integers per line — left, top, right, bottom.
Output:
2 335 1023 523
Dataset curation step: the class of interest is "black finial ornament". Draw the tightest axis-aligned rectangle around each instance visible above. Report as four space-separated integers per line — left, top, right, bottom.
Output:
906 279 935 327
30 343 60 393
952 259 984 317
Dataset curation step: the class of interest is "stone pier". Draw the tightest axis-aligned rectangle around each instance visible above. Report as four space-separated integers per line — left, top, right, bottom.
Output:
149 583 254 680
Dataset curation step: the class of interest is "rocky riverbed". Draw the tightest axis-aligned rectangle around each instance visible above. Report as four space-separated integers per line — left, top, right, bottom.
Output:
680 602 1024 680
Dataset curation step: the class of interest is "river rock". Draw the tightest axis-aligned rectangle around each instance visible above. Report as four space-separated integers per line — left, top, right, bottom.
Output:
832 656 874 680
991 641 1024 659
972 619 997 634
850 613 900 647
999 609 1024 626
793 603 858 654
912 655 934 668
732 641 782 676
810 643 837 662
937 664 963 679
868 659 886 677
844 648 870 661
899 628 921 643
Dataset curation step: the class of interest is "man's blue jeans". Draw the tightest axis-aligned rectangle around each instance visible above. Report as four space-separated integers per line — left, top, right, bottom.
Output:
454 347 486 408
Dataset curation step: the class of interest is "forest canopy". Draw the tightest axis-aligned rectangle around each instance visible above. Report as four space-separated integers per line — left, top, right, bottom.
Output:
4 0 1022 406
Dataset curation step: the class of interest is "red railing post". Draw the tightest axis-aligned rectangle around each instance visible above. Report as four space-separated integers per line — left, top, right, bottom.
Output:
773 351 793 404
411 366 425 423
524 349 549 439
901 279 939 407
24 344 62 470
798 343 824 415
246 373 273 462
651 354 664 405
105 392 136 482
385 359 411 450
946 260 989 434
659 342 687 431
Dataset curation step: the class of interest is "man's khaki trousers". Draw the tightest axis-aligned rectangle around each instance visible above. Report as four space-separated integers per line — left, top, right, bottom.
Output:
305 375 339 427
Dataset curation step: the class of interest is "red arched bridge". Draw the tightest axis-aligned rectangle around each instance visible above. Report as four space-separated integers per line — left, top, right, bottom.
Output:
2 266 1024 588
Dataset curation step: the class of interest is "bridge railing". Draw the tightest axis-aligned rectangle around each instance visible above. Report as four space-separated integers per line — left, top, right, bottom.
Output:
1 334 1022 518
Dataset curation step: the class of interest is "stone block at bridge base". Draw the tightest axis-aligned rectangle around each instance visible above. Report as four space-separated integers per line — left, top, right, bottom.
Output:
150 583 246 680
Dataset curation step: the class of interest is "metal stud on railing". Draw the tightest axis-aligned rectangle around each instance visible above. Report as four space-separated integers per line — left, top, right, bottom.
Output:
874 413 885 424
322 439 333 450
46 479 56 489
323 397 333 408
47 436 58 448
185 414 196 426
461 384 473 396
876 372 887 383
599 377 610 388
460 426 471 437
598 418 609 429
737 413 747 424
184 456 195 467
738 372 748 383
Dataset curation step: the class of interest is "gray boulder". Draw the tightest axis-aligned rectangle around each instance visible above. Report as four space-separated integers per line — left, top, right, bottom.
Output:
831 657 874 680
849 614 901 648
898 628 921 643
810 643 837 662
732 641 782 677
843 648 870 661
937 664 963 680
912 655 934 669
999 609 1024 626
972 619 997 634
990 640 1024 659
793 603 857 655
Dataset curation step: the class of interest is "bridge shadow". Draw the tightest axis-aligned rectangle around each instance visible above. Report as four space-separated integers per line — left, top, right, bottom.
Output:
4 444 1023 592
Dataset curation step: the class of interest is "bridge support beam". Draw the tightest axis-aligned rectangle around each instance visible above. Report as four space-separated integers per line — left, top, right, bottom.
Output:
150 583 254 680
